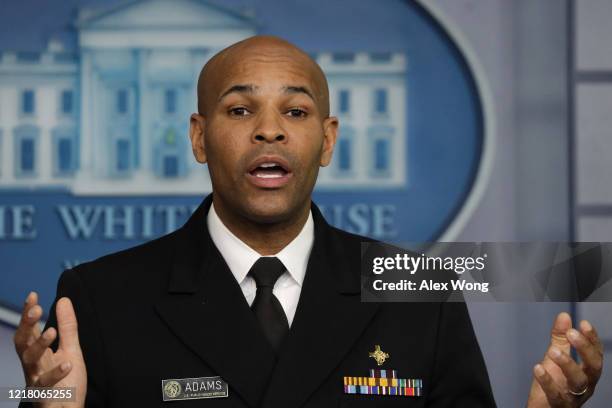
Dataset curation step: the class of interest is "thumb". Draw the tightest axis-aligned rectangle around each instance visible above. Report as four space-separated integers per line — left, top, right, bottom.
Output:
548 312 572 355
56 297 81 352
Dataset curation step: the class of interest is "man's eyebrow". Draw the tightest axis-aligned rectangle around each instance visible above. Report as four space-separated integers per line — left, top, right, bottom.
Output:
282 85 315 102
218 84 258 101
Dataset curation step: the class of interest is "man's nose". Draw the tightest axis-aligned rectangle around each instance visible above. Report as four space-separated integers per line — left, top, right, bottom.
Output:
252 109 286 143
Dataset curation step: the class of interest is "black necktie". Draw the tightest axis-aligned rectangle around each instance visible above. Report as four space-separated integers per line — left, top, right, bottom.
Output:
248 257 289 353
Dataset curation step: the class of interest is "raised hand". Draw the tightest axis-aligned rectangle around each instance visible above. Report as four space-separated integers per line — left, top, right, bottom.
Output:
527 312 604 407
14 292 87 407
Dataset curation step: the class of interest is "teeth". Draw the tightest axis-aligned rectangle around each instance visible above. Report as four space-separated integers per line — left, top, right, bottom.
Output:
255 173 283 179
259 163 279 168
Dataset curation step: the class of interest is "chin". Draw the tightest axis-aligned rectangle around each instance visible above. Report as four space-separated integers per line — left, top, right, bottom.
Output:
242 192 298 224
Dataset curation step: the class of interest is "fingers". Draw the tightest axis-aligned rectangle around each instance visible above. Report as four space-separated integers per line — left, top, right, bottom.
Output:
14 292 43 355
547 346 589 396
533 364 568 406
548 312 572 354
579 320 604 356
567 326 603 382
21 328 56 370
33 361 72 387
56 297 80 352
21 327 57 369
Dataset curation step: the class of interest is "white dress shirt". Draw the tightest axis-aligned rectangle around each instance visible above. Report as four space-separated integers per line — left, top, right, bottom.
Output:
206 203 314 327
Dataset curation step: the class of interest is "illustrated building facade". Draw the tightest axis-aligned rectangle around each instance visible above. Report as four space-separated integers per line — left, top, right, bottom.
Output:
0 0 407 195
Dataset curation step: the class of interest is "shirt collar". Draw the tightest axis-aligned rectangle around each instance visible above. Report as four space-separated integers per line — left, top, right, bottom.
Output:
207 202 314 287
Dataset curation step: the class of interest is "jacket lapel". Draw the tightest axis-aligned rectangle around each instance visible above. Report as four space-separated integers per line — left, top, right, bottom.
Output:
262 204 380 408
155 195 276 408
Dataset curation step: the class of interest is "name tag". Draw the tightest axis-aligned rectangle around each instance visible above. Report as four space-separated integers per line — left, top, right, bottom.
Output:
161 376 229 402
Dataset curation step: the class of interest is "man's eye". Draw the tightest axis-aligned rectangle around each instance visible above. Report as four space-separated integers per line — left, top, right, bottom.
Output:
228 107 250 116
286 108 307 118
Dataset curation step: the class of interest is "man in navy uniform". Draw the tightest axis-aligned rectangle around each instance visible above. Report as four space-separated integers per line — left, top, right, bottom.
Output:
14 36 603 407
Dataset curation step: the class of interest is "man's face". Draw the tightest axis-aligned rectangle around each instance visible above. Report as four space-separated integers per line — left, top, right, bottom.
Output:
190 45 338 224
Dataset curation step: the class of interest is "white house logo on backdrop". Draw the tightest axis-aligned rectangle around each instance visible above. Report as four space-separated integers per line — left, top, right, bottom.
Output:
0 0 489 325
0 0 406 195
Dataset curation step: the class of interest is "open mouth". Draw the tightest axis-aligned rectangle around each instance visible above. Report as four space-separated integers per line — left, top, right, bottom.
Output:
249 162 289 179
246 157 293 188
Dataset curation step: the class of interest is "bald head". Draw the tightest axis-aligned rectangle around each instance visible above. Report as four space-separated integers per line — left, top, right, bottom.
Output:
197 35 330 117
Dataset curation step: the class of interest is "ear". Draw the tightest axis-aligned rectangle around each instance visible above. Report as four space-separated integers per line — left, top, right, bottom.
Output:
320 116 339 167
189 113 207 163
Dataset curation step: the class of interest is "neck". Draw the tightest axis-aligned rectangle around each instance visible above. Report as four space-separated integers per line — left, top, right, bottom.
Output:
212 196 310 256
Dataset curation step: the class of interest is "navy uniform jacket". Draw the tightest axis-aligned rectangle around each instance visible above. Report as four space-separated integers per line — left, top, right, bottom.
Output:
21 195 496 407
